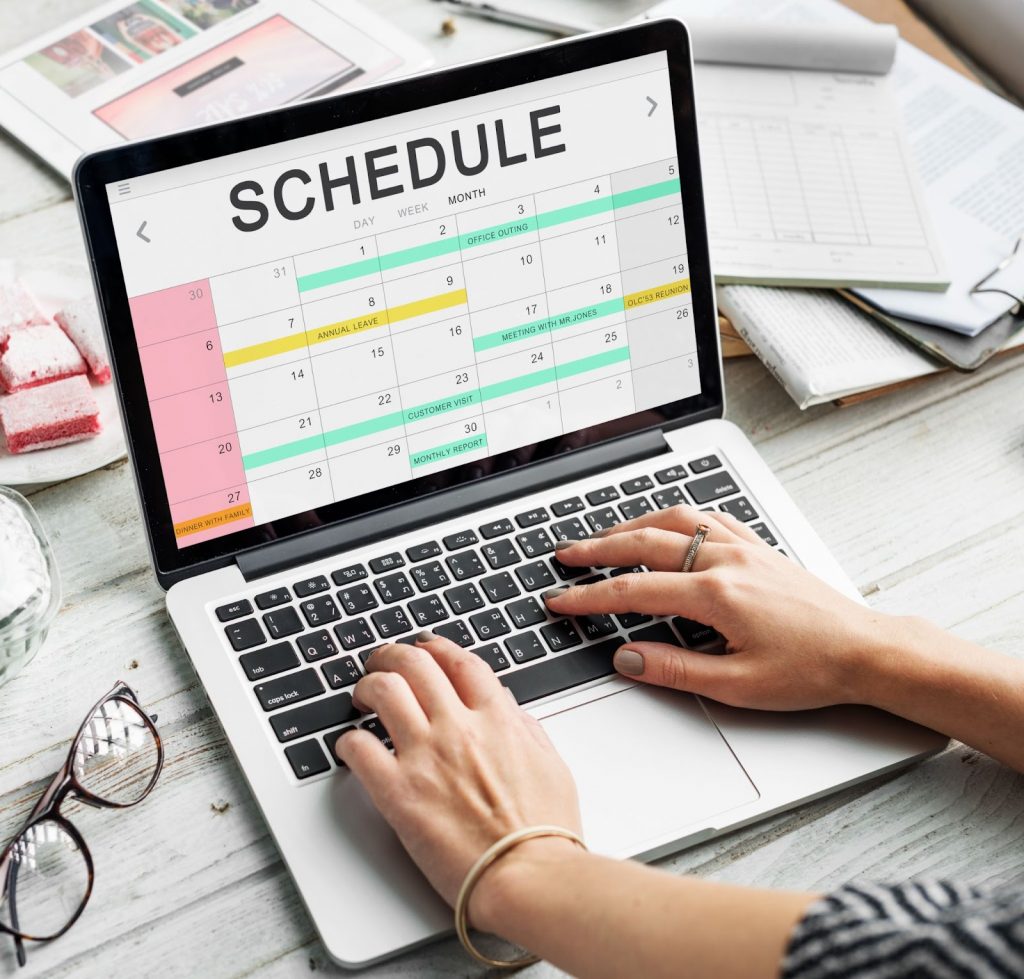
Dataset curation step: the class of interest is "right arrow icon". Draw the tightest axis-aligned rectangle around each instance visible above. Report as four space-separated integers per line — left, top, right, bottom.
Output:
646 96 658 117
136 221 151 243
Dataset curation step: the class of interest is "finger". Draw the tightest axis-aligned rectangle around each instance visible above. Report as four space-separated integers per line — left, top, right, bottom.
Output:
335 728 396 786
352 670 428 750
714 510 771 547
612 641 745 701
554 527 723 572
366 641 463 719
415 632 504 710
595 504 746 544
544 572 710 618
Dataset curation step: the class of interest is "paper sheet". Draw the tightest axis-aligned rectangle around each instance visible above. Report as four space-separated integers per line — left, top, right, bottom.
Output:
639 2 948 290
0 0 432 179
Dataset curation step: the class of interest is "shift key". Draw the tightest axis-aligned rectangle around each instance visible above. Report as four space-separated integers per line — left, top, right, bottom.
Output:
270 692 361 742
685 471 740 505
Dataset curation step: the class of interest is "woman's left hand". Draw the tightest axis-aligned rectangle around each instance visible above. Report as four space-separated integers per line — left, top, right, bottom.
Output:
335 634 582 921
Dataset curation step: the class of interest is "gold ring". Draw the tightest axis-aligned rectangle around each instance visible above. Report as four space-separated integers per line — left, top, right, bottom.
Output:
682 523 711 572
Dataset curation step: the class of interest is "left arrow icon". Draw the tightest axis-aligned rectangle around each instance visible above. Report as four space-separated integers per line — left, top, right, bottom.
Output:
136 221 151 243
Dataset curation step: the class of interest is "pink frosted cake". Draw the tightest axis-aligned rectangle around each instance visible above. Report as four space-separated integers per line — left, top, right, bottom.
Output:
0 375 101 453
0 279 47 347
55 297 111 384
0 324 87 392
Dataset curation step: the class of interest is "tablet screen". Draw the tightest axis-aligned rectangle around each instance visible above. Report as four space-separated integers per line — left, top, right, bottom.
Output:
103 49 700 550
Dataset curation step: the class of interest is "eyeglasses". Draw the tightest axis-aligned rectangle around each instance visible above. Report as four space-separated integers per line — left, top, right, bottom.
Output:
0 682 163 967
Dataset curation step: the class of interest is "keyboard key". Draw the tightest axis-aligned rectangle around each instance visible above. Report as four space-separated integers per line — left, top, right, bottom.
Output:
322 655 361 689
719 496 758 522
225 619 265 651
673 616 722 647
375 572 414 604
263 607 304 640
369 552 405 574
516 528 555 558
360 646 382 667
652 486 685 509
504 630 546 665
294 575 329 598
406 541 441 563
501 637 624 705
444 582 484 614
361 717 393 750
334 617 375 651
239 641 299 681
619 497 653 521
550 557 590 581
216 599 252 623
469 608 511 641
447 550 485 580
481 572 520 602
285 740 331 780
271 693 360 742
323 728 354 765
443 529 478 551
434 620 473 647
578 573 606 585
688 454 721 475
505 596 546 628
372 606 412 640
585 508 620 533
332 564 367 586
254 587 291 610
412 560 451 592
751 523 779 546
686 471 740 505
482 538 520 569
616 612 652 630
300 595 340 627
586 486 619 506
516 560 556 592
577 614 617 641
515 507 549 527
655 465 687 484
297 630 340 662
551 497 584 517
610 565 644 576
479 518 515 539
621 476 654 495
628 622 682 646
408 594 449 627
473 643 511 672
540 619 582 652
551 517 588 541
255 668 324 712
338 584 378 615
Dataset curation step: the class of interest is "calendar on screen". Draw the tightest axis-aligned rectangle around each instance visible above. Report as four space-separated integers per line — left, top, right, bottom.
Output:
106 51 701 548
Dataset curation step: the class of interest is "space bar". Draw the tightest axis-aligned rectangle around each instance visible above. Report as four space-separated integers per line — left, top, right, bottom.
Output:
500 638 625 705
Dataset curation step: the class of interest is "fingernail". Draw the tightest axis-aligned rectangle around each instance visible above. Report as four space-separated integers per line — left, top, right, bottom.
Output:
554 539 575 551
416 630 437 643
542 586 569 603
614 648 645 676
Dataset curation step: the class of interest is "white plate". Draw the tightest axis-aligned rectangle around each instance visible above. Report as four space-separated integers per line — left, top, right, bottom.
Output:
0 258 126 486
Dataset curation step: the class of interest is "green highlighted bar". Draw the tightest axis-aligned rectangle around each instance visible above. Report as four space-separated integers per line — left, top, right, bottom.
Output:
242 346 631 471
296 178 681 293
410 434 488 468
474 298 624 352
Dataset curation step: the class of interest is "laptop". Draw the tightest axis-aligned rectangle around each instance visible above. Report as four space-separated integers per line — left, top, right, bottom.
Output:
73 20 945 968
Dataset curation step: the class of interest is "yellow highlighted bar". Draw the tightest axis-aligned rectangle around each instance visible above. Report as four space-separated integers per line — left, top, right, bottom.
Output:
623 277 691 310
223 288 469 368
174 503 253 539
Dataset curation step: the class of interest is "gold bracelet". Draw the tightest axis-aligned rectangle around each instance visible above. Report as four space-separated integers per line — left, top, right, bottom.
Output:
454 824 587 969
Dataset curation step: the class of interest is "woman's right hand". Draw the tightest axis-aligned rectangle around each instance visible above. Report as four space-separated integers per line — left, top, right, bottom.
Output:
544 505 907 712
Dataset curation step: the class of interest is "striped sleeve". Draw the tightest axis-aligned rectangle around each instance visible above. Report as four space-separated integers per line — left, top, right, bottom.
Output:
781 880 1024 979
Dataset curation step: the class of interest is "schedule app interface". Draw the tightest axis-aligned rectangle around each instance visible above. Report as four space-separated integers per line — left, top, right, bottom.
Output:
107 52 700 548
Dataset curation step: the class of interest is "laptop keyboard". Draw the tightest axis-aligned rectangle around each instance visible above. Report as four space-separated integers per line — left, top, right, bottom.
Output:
213 453 785 782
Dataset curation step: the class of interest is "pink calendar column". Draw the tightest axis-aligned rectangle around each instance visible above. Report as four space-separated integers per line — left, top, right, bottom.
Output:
129 279 254 546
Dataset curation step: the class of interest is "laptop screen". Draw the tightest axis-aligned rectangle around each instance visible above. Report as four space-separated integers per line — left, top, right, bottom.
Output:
82 26 719 581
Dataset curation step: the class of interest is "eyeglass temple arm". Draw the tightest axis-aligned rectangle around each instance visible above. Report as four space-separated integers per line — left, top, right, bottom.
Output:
3 860 27 967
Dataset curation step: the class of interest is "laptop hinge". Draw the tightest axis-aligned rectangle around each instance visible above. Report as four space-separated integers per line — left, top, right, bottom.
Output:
236 429 669 582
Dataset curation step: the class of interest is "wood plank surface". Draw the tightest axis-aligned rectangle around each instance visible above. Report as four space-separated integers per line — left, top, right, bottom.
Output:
0 1 1022 976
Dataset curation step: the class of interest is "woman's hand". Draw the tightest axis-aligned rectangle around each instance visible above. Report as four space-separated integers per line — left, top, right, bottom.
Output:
545 504 905 711
335 635 581 926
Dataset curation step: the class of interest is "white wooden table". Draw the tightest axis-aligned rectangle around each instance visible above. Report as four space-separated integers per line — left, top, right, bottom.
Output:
2 1 1023 975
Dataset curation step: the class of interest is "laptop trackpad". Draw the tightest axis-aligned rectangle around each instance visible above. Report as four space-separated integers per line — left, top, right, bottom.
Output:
541 685 759 856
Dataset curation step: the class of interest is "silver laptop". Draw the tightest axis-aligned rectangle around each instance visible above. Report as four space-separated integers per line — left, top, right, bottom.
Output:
73 20 945 968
